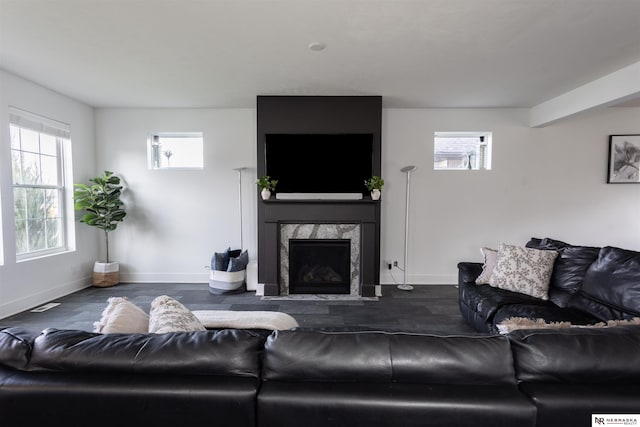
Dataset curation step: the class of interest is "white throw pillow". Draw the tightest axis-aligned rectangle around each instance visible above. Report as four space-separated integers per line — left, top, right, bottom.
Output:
489 243 558 300
475 247 498 284
149 295 206 334
93 297 149 334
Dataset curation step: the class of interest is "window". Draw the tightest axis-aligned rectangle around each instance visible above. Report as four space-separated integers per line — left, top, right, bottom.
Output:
10 107 71 260
147 132 204 169
434 131 492 170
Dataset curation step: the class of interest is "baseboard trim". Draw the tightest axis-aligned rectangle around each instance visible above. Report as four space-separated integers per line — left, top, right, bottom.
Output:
119 272 209 283
119 272 456 286
0 275 92 319
379 272 457 285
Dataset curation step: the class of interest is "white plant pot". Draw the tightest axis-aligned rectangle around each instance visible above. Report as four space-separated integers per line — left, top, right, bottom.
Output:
371 189 381 200
261 189 271 200
93 261 119 287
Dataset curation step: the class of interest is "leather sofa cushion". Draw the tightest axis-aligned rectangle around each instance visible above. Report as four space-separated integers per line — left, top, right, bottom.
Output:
30 328 265 377
525 237 600 307
259 382 536 427
525 237 570 251
0 328 38 370
567 246 640 320
548 246 600 307
263 330 517 385
509 326 640 383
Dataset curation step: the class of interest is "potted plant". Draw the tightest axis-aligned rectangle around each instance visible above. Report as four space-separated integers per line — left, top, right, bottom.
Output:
74 171 127 287
364 176 384 200
257 175 278 200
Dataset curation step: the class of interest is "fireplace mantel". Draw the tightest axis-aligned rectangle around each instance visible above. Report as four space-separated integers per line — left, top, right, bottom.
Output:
256 96 382 297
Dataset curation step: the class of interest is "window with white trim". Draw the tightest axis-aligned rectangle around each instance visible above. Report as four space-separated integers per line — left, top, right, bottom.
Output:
434 131 492 170
147 132 204 169
10 107 71 260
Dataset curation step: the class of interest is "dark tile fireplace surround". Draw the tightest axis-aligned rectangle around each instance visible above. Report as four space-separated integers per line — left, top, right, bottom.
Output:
257 96 382 297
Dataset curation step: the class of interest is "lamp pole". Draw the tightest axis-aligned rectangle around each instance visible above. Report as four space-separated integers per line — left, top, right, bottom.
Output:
233 167 247 250
398 165 416 291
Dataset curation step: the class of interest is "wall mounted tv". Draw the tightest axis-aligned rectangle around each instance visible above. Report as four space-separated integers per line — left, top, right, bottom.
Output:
265 133 374 198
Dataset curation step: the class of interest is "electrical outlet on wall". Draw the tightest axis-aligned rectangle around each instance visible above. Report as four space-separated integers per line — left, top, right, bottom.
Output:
393 261 398 267
384 260 393 270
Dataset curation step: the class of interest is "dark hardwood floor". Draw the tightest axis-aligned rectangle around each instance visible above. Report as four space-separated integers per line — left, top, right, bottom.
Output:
0 284 478 334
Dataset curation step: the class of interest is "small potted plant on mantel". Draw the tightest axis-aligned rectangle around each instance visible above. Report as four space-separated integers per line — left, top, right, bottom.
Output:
365 176 384 200
74 171 127 287
257 175 278 200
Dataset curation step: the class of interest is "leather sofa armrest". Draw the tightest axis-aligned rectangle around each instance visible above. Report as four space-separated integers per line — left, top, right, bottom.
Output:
457 262 483 285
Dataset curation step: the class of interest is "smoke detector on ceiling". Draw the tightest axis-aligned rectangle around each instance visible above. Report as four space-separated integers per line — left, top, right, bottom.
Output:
308 42 326 51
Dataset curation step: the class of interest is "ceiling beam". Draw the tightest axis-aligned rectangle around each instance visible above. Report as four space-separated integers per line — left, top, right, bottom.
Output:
529 61 640 128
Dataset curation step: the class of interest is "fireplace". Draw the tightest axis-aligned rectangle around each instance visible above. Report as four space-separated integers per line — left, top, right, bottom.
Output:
280 224 361 296
289 239 351 294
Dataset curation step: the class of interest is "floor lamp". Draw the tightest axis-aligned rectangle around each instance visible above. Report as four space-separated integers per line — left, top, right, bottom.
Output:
233 167 247 250
398 165 417 291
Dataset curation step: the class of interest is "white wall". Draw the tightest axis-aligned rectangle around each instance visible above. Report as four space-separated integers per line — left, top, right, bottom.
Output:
0 70 97 318
380 107 640 285
95 105 639 288
95 109 256 282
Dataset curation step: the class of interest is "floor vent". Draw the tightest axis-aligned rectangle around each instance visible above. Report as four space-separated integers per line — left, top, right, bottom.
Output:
30 302 61 313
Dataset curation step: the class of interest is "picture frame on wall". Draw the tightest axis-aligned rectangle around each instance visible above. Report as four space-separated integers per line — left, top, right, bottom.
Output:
608 134 640 184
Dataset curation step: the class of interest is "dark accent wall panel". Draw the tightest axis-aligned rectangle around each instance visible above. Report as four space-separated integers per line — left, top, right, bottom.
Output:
257 96 382 296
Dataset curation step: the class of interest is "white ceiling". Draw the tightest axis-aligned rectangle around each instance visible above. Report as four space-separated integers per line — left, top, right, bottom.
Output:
1 0 640 109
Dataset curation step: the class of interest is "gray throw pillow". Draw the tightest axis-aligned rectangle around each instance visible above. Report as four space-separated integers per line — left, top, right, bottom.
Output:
212 247 231 271
227 250 249 272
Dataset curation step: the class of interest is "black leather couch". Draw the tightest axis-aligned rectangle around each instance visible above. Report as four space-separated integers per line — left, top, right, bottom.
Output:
1 325 639 427
0 327 267 426
458 237 640 333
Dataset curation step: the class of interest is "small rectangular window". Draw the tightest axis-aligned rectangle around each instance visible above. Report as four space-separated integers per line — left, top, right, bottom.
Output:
147 132 204 169
434 131 492 170
9 107 71 260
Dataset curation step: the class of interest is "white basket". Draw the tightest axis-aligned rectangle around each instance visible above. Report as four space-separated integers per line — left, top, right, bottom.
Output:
208 269 246 295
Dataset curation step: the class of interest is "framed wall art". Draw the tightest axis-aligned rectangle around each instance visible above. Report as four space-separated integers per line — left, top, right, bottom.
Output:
608 134 640 184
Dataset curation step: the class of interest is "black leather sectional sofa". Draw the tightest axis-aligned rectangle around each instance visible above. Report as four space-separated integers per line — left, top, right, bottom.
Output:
458 237 640 333
1 325 639 427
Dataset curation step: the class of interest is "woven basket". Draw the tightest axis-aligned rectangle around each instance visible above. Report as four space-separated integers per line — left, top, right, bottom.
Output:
93 262 119 287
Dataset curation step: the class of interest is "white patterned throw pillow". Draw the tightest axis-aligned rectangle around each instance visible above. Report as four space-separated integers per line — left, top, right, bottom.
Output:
489 243 558 300
149 295 206 333
93 297 149 334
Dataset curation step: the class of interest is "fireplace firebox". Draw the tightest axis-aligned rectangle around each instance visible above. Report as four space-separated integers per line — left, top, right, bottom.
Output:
289 239 351 294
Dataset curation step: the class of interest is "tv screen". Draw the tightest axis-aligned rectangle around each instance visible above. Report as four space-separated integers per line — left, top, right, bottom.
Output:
265 134 374 194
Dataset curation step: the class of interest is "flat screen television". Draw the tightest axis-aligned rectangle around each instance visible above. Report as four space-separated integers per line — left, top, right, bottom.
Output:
265 133 374 196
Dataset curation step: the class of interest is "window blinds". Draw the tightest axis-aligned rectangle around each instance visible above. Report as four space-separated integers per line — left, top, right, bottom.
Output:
9 106 70 139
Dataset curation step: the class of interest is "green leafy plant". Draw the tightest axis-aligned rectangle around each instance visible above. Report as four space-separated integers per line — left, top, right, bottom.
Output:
74 171 127 263
364 176 384 191
256 175 278 191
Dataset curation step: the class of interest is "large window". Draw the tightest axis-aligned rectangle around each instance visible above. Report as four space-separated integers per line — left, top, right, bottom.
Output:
147 132 204 169
9 107 71 260
434 131 492 170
